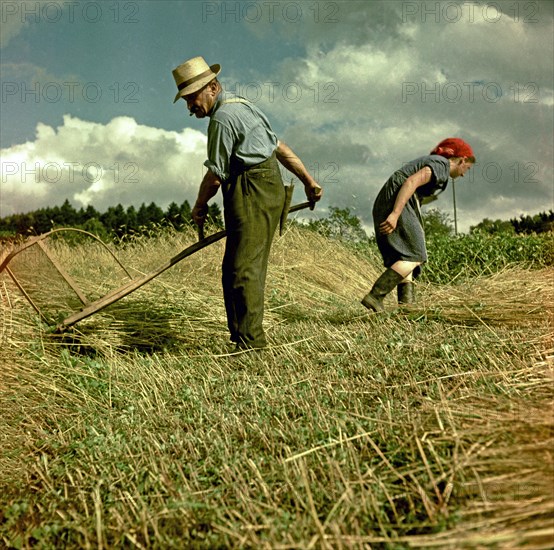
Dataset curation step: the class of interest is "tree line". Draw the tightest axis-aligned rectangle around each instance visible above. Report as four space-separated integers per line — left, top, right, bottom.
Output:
471 211 554 235
0 199 552 241
0 199 223 240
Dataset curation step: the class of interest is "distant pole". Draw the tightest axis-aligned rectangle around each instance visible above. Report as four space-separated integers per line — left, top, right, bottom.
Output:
452 179 458 235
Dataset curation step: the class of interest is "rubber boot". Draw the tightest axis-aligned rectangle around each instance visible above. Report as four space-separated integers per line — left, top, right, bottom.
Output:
397 282 415 305
361 268 405 312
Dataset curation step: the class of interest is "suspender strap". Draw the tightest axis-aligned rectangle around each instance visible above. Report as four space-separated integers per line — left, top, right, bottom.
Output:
221 98 250 105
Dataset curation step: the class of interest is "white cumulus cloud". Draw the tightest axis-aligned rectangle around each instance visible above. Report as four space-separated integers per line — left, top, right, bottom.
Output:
0 115 208 216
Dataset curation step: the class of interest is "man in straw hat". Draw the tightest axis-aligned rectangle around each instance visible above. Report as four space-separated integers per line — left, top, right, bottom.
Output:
172 56 322 351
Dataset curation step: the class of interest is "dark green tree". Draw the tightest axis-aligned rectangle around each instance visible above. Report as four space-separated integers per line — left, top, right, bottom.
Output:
145 202 164 226
308 206 368 243
58 199 78 226
136 203 149 227
422 208 453 238
101 204 128 236
82 217 109 240
80 205 100 223
14 213 34 234
126 205 138 233
470 218 515 235
180 200 192 225
511 210 554 234
165 202 182 229
32 208 52 234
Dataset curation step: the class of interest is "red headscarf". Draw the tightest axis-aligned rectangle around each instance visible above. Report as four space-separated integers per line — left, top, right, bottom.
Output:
431 138 475 160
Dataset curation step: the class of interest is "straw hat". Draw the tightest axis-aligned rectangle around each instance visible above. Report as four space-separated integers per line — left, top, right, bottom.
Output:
172 56 221 103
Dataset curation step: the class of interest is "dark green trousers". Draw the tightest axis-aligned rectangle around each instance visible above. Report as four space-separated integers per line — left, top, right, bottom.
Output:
222 154 285 348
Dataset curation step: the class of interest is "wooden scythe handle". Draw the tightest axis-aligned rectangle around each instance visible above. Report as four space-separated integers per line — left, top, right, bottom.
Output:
57 201 316 330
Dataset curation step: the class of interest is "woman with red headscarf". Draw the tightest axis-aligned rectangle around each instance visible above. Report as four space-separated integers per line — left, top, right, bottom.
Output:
362 138 475 311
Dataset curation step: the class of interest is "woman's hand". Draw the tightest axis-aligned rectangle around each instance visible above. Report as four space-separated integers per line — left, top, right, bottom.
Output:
379 213 399 235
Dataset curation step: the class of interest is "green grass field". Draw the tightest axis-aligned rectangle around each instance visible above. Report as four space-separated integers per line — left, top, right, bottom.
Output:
1 226 553 549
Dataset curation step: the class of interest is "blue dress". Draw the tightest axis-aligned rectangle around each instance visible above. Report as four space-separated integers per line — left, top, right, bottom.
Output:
372 155 450 267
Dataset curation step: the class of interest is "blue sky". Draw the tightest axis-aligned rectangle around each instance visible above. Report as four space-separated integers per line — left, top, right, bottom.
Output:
1 1 301 141
1 0 553 232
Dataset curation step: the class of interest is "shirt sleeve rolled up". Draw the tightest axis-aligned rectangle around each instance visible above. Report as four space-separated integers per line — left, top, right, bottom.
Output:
204 119 235 182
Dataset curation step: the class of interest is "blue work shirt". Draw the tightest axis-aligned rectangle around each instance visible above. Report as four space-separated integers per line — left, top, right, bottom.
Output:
204 92 278 182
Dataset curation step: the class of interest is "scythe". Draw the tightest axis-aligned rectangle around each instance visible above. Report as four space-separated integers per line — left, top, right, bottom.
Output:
0 199 315 332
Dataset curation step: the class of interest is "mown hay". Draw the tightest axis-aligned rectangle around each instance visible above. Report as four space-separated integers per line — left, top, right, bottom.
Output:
1 226 552 549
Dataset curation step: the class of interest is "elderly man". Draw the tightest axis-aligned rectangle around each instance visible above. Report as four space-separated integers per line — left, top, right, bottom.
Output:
172 56 322 351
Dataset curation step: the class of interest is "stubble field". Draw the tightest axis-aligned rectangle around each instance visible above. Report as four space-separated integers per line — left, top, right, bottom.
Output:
1 225 553 549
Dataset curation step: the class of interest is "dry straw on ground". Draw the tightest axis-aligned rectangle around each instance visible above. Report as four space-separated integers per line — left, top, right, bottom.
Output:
1 225 553 549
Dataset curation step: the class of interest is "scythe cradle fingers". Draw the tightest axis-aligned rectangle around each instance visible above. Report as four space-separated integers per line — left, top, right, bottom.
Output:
57 228 227 331
1 202 316 332
59 201 315 329
1 228 135 325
